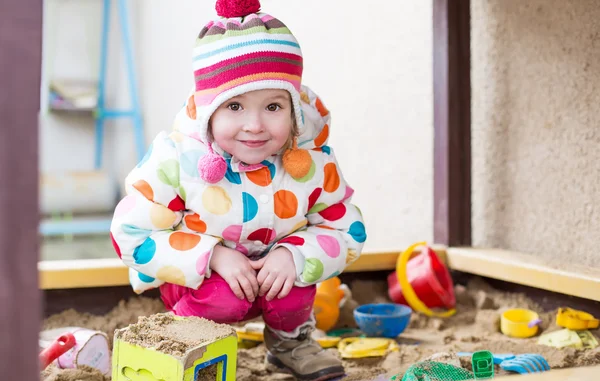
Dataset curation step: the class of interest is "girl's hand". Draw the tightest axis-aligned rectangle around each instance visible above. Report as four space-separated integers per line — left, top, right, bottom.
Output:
209 245 259 302
250 247 297 301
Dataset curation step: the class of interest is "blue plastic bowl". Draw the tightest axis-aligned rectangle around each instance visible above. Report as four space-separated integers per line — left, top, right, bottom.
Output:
353 303 412 338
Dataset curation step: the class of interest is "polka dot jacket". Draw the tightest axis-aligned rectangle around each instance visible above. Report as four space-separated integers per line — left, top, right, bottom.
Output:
110 86 366 294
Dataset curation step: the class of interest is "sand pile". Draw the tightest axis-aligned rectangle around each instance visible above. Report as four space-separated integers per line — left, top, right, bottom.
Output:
115 313 235 357
41 278 600 381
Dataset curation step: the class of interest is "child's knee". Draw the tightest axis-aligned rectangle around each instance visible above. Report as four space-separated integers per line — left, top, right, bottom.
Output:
175 278 254 322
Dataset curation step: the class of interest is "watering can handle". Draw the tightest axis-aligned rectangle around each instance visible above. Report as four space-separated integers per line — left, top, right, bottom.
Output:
395 242 456 318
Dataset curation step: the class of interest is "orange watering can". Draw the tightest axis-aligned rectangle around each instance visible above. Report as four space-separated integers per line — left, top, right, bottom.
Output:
313 277 345 332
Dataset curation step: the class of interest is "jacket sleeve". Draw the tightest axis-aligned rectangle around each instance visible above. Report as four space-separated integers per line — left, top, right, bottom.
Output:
110 131 221 294
272 148 366 286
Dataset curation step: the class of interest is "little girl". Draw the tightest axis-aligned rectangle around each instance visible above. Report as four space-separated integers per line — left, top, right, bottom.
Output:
110 1 366 380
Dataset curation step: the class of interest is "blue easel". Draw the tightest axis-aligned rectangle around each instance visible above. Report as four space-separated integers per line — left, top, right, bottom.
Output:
40 0 145 236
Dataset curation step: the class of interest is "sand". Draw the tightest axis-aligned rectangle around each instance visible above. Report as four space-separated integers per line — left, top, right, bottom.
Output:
115 313 235 357
41 277 600 381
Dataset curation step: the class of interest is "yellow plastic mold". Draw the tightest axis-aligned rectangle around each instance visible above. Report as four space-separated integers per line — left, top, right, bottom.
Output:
556 308 599 331
500 309 540 338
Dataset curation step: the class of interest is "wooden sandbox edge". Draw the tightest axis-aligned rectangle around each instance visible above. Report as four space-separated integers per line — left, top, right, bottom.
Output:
494 365 600 380
38 246 448 290
39 246 600 304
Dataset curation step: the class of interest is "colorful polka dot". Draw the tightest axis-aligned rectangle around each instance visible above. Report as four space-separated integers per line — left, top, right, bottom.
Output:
169 131 185 143
295 160 316 183
110 232 121 259
136 142 153 168
300 91 310 104
308 188 322 211
150 204 178 229
346 249 358 264
314 124 329 147
315 97 329 117
196 251 211 276
133 180 154 201
138 272 156 283
133 237 156 265
274 190 298 219
157 159 180 188
179 186 187 202
164 136 176 148
225 159 241 184
168 195 186 211
317 235 340 258
319 203 346 222
181 150 204 177
157 266 187 286
309 203 328 215
302 258 324 283
349 221 367 243
321 145 331 155
278 236 305 246
247 167 272 187
222 225 243 242
323 163 340 193
316 225 335 230
291 219 308 233
169 232 201 251
262 160 277 179
186 94 197 119
248 228 276 245
236 244 249 255
202 186 232 215
185 213 207 233
114 195 136 217
243 192 258 222
122 224 152 238
342 186 355 202
326 271 341 280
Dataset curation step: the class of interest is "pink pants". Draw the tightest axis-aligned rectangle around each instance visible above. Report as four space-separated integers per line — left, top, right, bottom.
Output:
160 273 316 333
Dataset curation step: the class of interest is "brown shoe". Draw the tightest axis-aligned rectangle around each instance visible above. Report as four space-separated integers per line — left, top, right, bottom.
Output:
264 327 345 381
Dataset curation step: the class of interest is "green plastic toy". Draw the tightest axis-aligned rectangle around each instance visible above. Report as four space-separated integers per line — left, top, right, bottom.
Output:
399 361 475 381
472 351 494 379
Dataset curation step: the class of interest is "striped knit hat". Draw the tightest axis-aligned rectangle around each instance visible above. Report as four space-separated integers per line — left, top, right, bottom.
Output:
192 0 312 184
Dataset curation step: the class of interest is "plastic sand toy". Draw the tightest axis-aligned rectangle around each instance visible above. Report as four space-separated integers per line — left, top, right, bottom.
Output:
458 352 550 375
556 307 599 330
398 361 475 381
500 308 541 338
389 242 457 318
338 337 399 359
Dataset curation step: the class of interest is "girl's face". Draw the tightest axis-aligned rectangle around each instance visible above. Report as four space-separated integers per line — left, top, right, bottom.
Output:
210 89 294 165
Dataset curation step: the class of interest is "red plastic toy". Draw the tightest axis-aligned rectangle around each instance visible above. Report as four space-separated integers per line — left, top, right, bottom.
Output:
39 333 76 370
387 245 455 310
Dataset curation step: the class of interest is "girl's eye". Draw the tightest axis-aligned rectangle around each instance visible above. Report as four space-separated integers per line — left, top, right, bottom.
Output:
267 103 281 112
228 103 242 111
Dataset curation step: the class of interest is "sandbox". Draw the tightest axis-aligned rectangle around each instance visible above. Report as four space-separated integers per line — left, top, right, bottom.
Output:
41 277 600 381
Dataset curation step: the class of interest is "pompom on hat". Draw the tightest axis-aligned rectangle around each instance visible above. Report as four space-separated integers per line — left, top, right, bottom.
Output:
192 0 312 183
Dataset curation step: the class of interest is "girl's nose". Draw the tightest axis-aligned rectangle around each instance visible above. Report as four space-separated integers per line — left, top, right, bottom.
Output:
243 114 264 133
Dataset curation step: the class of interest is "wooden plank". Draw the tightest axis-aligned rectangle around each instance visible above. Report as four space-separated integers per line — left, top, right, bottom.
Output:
38 247 449 289
39 258 129 289
446 247 600 302
432 0 472 246
0 0 43 378
495 366 600 381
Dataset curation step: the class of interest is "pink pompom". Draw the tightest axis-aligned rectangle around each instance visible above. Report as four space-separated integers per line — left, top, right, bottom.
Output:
198 152 227 184
215 0 261 18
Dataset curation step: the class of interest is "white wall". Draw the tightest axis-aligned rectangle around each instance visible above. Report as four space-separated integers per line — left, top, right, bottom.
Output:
40 0 140 184
136 0 434 252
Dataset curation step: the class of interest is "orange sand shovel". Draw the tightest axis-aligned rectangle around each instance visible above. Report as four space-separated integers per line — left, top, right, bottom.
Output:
39 333 76 370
